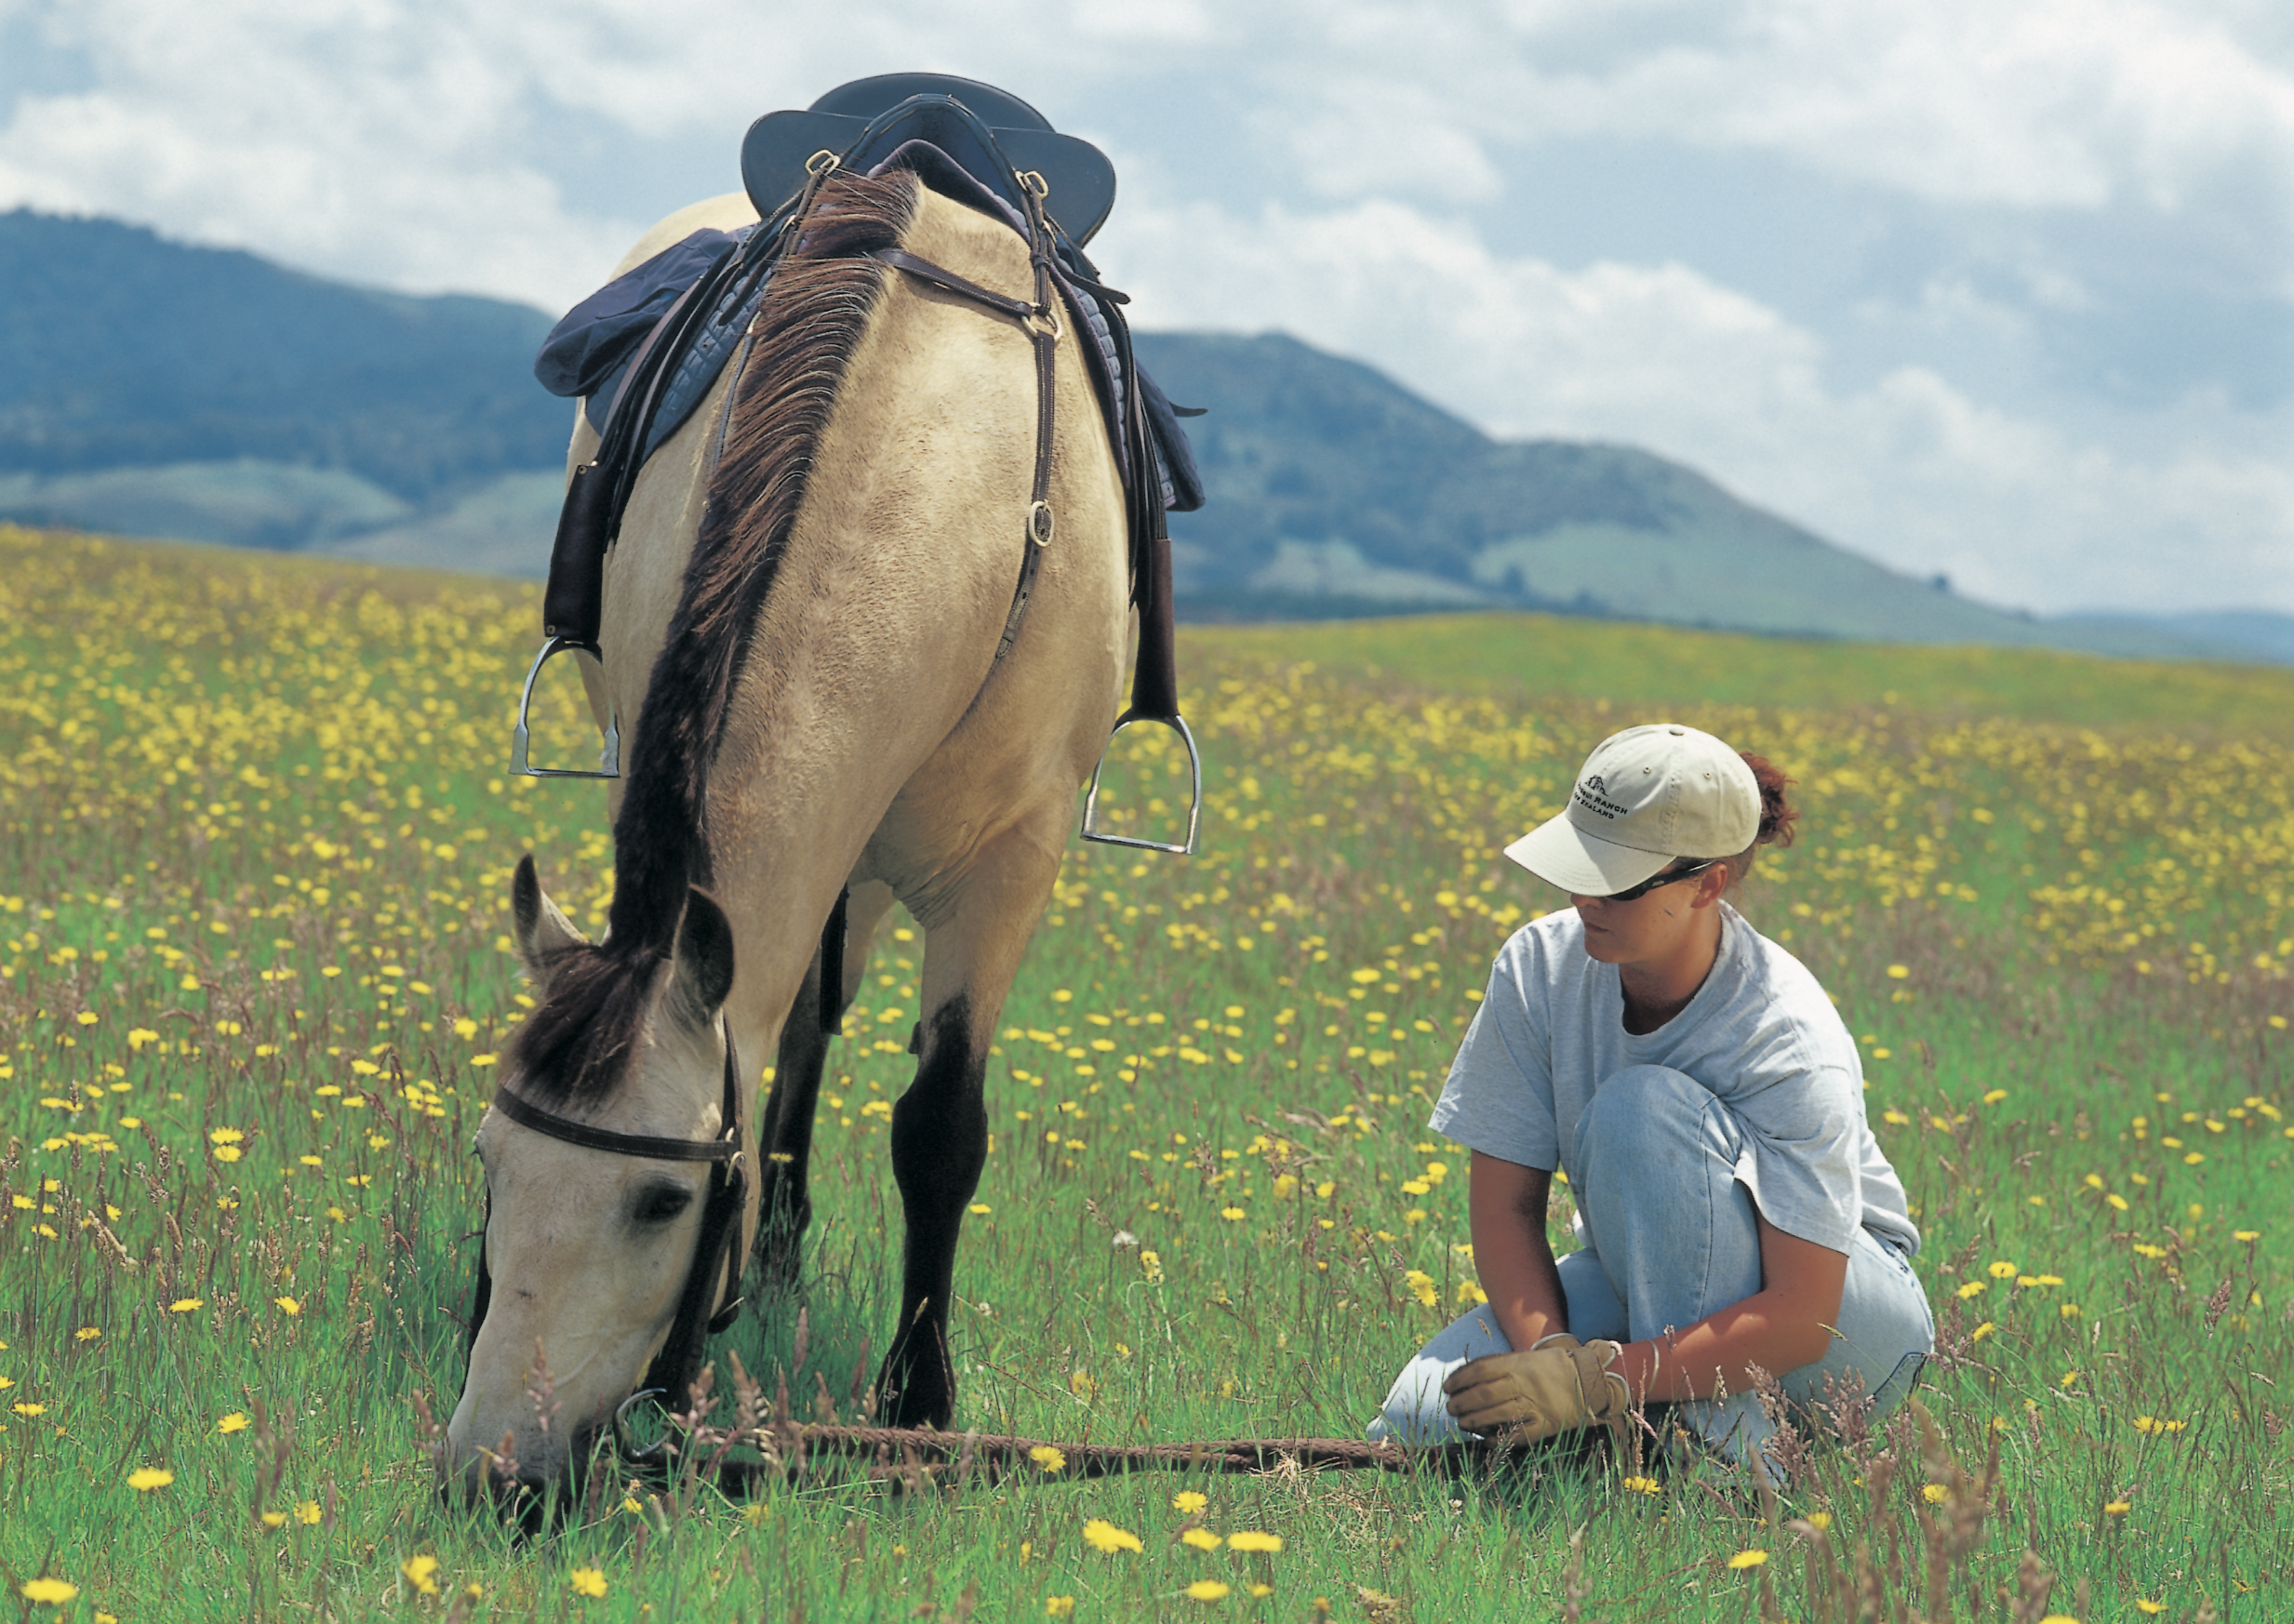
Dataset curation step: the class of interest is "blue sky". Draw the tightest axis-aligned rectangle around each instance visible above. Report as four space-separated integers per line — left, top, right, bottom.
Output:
3 0 2288 616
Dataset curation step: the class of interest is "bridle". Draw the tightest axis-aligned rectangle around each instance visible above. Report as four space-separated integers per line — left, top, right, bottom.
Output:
464 1029 751 1411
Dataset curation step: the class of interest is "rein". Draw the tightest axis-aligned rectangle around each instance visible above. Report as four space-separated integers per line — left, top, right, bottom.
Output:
466 1032 751 1406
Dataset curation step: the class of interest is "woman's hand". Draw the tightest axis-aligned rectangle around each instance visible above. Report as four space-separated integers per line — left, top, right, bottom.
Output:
1444 1332 1630 1438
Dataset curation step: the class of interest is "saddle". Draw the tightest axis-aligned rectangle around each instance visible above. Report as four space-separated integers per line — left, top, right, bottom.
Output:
518 74 1203 854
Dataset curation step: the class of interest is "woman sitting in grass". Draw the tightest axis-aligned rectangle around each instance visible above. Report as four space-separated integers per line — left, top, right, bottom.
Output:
1373 724 1932 1464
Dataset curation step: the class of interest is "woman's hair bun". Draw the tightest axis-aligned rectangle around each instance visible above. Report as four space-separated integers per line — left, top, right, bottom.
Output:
1741 752 1799 849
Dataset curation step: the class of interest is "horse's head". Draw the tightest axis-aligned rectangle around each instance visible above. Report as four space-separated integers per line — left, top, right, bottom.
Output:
444 857 745 1501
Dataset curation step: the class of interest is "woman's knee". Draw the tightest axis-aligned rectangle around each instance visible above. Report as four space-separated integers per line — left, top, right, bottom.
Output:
1575 1065 1725 1170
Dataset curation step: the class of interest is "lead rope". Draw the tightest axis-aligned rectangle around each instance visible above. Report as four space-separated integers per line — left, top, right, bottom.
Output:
612 1401 1598 1487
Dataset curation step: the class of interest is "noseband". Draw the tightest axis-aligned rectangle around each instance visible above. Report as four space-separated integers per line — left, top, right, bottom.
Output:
465 1031 749 1411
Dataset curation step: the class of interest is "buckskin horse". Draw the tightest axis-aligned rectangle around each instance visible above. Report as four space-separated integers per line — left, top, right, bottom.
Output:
445 79 1192 1495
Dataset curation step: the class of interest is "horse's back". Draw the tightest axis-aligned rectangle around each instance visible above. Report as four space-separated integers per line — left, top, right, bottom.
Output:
595 172 1127 923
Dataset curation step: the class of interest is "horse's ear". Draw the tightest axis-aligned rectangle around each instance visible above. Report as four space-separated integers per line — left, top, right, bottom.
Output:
511 855 588 979
672 887 737 1019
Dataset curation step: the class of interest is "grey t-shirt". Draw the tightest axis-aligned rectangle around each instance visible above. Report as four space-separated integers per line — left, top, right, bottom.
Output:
1429 902 1919 1259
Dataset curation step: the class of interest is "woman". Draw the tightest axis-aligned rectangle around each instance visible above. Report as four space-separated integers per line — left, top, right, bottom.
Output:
1372 724 1932 1463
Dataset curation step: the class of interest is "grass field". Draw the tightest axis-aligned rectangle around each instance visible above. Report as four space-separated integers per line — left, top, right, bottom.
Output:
2 525 2288 1622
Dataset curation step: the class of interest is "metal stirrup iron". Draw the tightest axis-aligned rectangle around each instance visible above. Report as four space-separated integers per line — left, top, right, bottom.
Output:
510 634 621 779
1080 710 1202 856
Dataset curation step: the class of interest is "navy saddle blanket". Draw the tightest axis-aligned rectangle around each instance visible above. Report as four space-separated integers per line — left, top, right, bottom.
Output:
534 157 1204 513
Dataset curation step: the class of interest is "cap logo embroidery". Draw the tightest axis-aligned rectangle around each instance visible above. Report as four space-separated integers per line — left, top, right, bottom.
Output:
1574 774 1629 819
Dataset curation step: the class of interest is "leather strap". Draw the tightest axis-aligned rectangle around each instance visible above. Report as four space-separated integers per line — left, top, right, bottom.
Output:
863 248 1039 322
489 1084 740 1162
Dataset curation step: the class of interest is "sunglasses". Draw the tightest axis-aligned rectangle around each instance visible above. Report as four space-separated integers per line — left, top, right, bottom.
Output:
1597 858 1718 903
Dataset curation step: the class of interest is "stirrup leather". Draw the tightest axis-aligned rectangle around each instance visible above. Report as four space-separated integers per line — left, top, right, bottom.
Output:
1079 711 1200 856
509 634 621 779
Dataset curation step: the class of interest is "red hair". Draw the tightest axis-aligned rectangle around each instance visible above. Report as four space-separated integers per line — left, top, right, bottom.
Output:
1725 752 1797 886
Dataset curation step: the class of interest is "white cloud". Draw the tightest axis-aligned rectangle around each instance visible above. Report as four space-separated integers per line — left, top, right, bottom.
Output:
1 0 2287 611
1100 193 2294 613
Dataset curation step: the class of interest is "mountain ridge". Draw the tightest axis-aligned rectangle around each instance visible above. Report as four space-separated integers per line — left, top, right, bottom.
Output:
1 209 2284 666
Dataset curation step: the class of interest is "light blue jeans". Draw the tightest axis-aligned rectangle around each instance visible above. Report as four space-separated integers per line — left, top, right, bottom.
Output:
1371 1066 1934 1465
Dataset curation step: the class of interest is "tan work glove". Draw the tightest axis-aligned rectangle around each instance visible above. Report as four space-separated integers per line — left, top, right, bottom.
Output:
1443 1332 1631 1439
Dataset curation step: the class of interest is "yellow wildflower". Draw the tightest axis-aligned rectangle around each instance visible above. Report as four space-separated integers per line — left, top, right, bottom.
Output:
1082 1519 1143 1554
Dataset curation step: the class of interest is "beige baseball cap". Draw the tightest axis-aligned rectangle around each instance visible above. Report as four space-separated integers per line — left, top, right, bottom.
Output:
1504 725 1759 895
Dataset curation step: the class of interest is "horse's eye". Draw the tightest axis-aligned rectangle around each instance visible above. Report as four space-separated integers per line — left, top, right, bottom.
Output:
633 1184 693 1225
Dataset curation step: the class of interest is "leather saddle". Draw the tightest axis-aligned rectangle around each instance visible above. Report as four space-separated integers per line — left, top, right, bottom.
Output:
741 73 1117 246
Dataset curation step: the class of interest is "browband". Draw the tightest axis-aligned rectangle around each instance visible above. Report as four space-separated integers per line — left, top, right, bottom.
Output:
488 1084 740 1163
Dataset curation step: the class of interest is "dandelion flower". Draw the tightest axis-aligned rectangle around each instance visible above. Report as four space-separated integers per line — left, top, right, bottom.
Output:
168 1298 204 1313
1228 1531 1283 1553
1082 1518 1143 1554
1727 1549 1768 1569
1173 1490 1207 1513
1802 1511 1832 1532
569 1566 607 1598
1181 1527 1222 1551
127 1467 174 1491
1922 1484 1947 1503
1185 1580 1232 1601
402 1555 440 1596
1029 1444 1067 1474
74 1327 100 1342
1619 1476 1661 1497
274 1297 300 1316
1045 1599 1075 1618
217 1412 251 1434
294 1500 322 1525
19 1578 78 1605
261 1511 287 1529
2104 1500 2131 1515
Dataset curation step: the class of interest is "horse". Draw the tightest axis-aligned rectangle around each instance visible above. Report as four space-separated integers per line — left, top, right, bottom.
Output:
444 160 1133 1495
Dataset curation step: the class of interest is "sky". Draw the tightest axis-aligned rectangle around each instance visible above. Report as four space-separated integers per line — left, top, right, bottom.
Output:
2 0 2289 617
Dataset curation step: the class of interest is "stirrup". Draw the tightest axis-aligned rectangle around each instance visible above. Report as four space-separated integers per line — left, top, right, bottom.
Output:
1080 711 1201 855
509 635 621 779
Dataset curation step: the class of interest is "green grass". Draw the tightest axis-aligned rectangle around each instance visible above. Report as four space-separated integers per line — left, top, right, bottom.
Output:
1 527 2287 1621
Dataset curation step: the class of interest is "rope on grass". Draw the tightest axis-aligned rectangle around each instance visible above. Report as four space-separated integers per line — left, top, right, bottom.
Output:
622 1408 1590 1491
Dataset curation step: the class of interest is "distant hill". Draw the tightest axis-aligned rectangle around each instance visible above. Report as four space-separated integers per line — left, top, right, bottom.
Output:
0 210 566 503
1133 332 2246 657
0 209 2284 664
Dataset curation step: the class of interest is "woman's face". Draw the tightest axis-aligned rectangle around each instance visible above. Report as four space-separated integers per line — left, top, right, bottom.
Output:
1569 865 1727 966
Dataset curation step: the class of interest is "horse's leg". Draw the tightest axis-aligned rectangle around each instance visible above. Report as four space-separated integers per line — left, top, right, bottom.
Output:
754 881 896 1295
875 828 1060 1430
